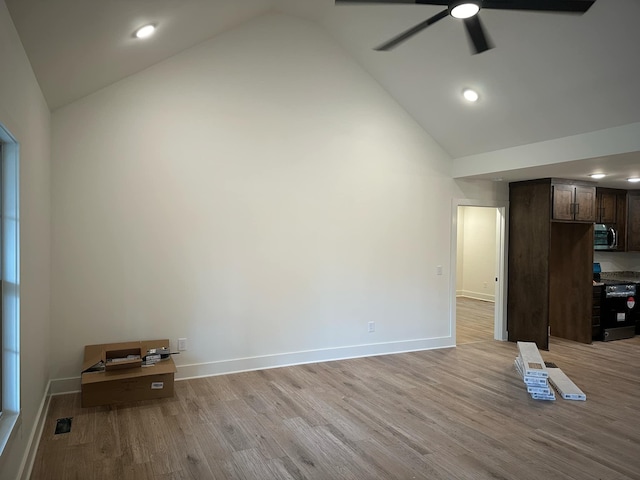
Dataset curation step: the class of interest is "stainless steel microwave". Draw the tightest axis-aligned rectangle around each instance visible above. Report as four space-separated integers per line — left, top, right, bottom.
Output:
594 223 618 250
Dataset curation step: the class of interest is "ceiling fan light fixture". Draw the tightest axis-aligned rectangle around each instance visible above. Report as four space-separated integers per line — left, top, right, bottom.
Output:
135 24 156 39
450 1 481 19
463 88 479 102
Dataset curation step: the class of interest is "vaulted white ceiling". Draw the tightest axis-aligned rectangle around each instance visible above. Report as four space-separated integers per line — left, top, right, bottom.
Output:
6 0 640 188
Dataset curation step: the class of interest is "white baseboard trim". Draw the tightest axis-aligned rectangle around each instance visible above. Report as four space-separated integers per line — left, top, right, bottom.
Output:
50 376 82 395
50 337 455 393
19 381 52 480
457 291 495 302
176 337 455 381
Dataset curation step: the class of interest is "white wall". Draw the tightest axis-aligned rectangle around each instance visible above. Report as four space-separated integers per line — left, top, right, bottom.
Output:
0 1 51 478
457 206 497 301
50 13 501 386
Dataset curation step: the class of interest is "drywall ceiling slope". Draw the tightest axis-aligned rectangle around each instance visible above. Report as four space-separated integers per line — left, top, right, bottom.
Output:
5 0 272 110
275 0 640 189
6 0 640 186
292 0 640 157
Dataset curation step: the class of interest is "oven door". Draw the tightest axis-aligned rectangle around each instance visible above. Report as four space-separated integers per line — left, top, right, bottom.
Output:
601 295 636 341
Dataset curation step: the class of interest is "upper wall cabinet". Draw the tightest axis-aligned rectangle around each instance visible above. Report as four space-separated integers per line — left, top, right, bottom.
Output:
551 180 596 222
627 191 640 252
595 188 627 224
595 189 618 224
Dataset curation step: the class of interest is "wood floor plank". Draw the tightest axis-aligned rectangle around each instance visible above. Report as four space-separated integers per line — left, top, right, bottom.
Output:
30 307 640 480
456 296 495 344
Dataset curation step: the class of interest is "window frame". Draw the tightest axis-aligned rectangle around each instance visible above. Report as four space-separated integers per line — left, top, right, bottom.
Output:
0 123 20 457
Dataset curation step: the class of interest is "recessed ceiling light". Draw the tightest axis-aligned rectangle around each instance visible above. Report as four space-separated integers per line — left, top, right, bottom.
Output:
628 177 640 183
135 24 156 39
450 1 481 19
590 173 606 179
463 88 479 102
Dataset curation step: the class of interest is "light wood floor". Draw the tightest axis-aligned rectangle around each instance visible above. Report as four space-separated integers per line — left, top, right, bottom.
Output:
31 331 640 478
456 296 494 345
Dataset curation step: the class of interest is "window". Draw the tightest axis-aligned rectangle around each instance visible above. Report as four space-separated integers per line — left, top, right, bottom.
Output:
0 123 20 455
0 141 3 413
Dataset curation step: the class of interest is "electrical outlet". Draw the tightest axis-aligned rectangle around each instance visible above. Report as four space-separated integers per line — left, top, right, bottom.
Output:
178 338 187 351
368 321 375 333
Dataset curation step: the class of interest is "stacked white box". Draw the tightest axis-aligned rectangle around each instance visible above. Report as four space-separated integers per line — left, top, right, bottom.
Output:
545 363 586 401
514 341 555 401
517 341 548 378
513 342 586 402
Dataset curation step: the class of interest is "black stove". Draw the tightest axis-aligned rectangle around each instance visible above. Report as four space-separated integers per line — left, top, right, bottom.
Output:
600 282 637 341
593 266 639 340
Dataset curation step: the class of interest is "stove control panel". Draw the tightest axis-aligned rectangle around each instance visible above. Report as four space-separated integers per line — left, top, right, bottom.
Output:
605 284 637 298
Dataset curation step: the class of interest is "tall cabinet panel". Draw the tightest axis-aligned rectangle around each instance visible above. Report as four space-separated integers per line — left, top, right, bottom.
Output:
548 222 593 344
508 178 595 350
508 181 551 350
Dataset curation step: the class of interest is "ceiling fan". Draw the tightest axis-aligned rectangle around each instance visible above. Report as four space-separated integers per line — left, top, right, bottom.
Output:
335 0 595 54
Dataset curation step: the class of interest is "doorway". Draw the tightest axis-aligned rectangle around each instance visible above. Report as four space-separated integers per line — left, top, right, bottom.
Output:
451 201 508 345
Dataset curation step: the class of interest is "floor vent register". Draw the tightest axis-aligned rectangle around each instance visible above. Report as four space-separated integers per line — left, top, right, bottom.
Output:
514 341 586 402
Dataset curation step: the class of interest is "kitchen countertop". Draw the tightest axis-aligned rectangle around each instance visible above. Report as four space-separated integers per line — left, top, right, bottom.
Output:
598 271 640 284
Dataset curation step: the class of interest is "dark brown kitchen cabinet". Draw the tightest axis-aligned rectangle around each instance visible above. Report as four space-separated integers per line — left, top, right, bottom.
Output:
628 191 640 251
595 189 618 224
508 179 594 350
552 181 596 222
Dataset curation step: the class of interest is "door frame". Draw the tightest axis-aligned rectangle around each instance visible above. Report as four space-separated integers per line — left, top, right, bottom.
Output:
451 199 509 342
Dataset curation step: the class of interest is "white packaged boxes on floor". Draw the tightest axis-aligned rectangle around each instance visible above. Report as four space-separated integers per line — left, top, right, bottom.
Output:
513 342 586 402
545 362 587 401
527 385 552 395
514 341 555 401
517 341 548 378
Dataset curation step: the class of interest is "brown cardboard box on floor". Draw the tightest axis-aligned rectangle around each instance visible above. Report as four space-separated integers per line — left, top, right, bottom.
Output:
81 339 177 408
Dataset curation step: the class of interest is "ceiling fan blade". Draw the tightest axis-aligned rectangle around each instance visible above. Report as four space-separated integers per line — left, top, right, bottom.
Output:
463 15 494 54
481 0 595 13
375 8 448 51
335 1 448 5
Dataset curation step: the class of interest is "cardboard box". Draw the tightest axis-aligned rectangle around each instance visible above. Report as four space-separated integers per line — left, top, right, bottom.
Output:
81 339 177 408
